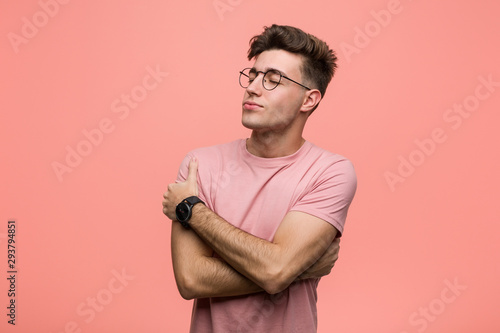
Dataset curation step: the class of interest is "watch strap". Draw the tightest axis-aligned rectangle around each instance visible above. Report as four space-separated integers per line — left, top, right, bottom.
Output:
184 196 205 207
177 196 205 229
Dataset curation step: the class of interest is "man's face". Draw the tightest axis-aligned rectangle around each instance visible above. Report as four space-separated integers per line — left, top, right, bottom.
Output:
241 49 308 132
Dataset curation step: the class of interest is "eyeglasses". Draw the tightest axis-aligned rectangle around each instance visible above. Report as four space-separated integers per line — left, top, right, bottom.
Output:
239 67 311 91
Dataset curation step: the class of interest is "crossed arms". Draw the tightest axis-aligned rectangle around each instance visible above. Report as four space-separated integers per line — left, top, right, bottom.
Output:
163 159 340 299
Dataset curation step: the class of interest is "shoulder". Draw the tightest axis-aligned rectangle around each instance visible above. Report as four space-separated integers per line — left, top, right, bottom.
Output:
186 139 242 160
300 142 357 201
178 139 244 176
305 142 356 179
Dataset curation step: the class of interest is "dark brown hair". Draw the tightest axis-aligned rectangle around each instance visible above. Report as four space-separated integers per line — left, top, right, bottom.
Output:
248 24 337 100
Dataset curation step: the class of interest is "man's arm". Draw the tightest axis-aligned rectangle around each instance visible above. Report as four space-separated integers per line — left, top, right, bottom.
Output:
164 159 339 295
170 204 340 300
170 220 263 300
189 205 337 294
168 157 263 299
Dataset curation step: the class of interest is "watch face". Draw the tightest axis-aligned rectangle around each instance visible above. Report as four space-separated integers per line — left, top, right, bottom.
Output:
176 202 191 222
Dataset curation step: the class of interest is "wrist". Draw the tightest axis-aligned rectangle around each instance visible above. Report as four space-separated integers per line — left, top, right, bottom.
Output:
175 196 205 229
188 203 206 229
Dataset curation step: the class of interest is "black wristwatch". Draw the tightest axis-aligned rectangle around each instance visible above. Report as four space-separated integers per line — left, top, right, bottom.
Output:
175 196 205 229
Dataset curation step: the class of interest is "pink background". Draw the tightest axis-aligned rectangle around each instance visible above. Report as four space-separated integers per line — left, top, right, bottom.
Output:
1 1 499 332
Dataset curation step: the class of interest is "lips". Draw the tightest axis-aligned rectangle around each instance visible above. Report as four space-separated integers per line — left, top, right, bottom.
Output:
243 101 262 110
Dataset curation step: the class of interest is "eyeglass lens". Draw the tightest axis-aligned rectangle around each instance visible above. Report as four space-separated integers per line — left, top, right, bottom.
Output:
240 68 282 90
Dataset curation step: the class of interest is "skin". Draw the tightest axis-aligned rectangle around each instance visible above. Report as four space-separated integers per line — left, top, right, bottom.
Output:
242 50 321 157
163 49 341 298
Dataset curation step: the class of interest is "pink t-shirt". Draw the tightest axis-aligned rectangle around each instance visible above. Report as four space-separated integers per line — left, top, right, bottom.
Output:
176 139 357 333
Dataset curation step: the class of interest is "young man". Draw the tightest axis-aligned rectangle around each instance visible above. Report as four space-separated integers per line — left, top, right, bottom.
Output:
163 24 357 332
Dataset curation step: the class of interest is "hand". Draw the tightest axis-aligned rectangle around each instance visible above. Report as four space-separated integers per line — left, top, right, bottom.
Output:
162 158 199 220
298 238 340 280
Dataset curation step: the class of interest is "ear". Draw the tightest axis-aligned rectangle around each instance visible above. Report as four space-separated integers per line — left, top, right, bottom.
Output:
300 89 322 114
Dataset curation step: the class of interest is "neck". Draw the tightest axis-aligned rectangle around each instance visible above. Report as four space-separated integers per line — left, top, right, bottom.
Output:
246 131 306 158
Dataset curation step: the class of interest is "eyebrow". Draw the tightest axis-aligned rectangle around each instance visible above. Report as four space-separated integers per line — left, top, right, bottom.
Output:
250 66 289 77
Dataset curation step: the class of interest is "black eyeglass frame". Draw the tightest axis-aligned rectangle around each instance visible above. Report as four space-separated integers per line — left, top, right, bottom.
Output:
239 67 311 91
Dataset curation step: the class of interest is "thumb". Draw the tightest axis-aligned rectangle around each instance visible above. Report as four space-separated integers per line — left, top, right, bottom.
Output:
187 158 199 183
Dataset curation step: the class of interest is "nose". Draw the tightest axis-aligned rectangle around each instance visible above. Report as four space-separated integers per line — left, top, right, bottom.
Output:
245 72 264 96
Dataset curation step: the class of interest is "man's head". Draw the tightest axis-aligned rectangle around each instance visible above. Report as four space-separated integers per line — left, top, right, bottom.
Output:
247 24 337 103
240 25 337 136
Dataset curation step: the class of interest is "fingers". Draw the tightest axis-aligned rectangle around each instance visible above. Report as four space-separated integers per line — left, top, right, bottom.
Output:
162 157 199 219
187 158 198 184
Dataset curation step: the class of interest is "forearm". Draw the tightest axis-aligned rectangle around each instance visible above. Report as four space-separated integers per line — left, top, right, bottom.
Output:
171 222 263 300
176 254 263 299
189 205 288 293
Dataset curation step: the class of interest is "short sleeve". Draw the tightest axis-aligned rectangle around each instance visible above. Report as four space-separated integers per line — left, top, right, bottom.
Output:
290 159 357 236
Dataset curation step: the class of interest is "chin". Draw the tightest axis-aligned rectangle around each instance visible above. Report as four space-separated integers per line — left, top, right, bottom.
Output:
241 119 259 130
242 110 277 131
241 113 259 130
